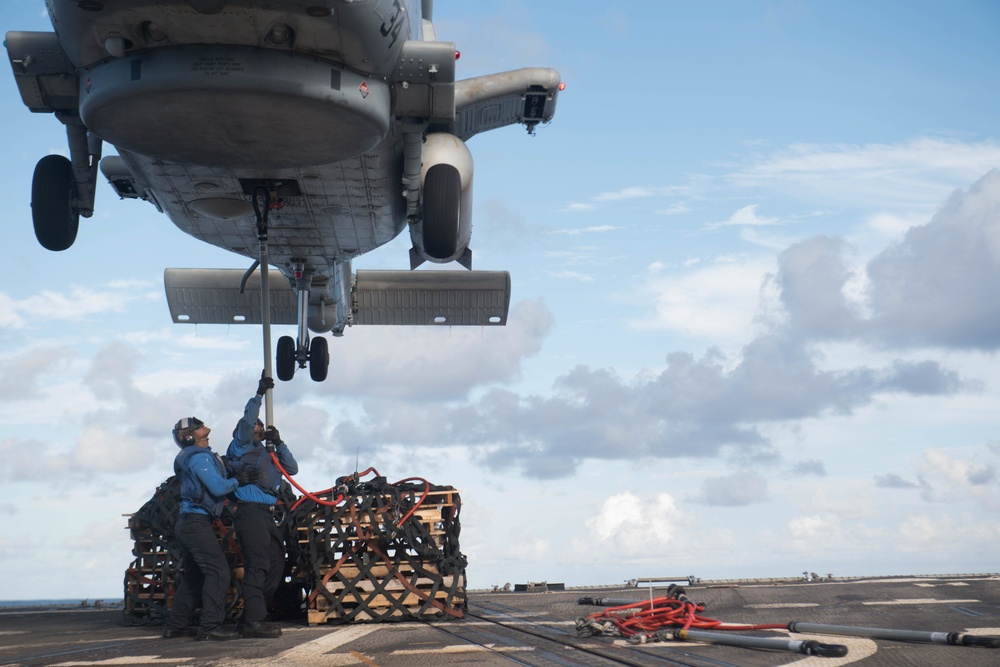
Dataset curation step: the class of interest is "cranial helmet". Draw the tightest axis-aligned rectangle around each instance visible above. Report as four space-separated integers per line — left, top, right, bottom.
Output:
233 418 265 439
173 416 205 448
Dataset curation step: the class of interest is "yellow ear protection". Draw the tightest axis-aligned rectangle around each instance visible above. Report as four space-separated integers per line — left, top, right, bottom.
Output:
172 417 205 447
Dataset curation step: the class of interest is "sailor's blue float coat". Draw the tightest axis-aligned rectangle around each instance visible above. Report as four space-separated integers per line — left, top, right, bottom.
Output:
174 445 238 517
226 394 299 504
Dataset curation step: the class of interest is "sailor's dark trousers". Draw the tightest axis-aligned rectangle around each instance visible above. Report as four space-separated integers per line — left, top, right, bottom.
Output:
166 513 230 633
234 503 285 623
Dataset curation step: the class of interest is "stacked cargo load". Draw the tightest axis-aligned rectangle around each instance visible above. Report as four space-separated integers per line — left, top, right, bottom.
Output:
292 475 466 624
122 469 466 626
122 477 246 625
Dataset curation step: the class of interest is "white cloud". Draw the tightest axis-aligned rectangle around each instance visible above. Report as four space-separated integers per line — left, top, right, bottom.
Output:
552 224 622 236
0 293 27 328
788 514 833 538
0 345 76 400
917 447 1000 511
17 285 143 321
585 491 680 552
711 204 779 228
656 202 692 216
568 185 692 212
630 255 772 341
731 137 1000 210
696 470 769 506
765 170 1000 350
322 298 554 400
594 186 659 202
545 270 595 282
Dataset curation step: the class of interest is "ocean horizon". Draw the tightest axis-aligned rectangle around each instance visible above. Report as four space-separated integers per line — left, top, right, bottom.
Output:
0 598 124 608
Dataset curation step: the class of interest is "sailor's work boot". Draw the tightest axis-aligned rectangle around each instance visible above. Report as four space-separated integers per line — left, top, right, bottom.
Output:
195 628 240 641
162 626 198 639
240 620 282 639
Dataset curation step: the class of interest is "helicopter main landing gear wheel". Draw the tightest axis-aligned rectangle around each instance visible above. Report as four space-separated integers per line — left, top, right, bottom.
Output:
309 336 329 382
275 334 329 382
276 335 296 381
422 163 461 260
32 154 80 251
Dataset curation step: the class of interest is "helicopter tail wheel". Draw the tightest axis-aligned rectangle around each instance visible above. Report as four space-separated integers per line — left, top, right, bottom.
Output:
32 154 80 251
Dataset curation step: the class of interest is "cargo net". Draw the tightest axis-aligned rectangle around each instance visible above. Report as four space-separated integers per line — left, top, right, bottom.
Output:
123 468 466 627
291 473 467 624
122 476 299 626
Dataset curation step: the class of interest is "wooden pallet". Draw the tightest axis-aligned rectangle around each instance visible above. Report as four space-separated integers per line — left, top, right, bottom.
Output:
298 488 466 624
123 504 244 624
307 571 466 624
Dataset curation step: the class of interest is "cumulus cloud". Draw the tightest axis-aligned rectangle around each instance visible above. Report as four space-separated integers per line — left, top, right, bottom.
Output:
695 470 769 506
32 169 993 484
0 346 76 400
771 170 1000 351
585 491 680 551
875 473 920 489
631 255 773 342
789 459 826 477
867 170 1000 349
916 447 1000 511
771 235 861 339
331 330 971 478
16 284 149 322
321 298 554 401
0 437 70 481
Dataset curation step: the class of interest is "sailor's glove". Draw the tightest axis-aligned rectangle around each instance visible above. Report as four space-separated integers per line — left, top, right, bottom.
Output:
235 467 259 486
264 426 281 452
257 371 275 396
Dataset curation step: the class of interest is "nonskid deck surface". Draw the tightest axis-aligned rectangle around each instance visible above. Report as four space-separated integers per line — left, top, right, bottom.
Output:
1 575 998 666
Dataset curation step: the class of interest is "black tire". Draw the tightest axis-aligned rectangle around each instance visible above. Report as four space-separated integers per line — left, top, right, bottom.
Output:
422 163 461 259
276 336 296 381
309 336 329 382
32 154 79 251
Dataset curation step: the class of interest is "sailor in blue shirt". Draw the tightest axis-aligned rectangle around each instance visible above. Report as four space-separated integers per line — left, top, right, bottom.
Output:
226 373 298 638
164 416 248 641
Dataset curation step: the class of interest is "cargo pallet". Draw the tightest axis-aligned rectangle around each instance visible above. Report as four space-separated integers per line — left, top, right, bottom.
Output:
122 478 245 625
296 485 467 624
123 476 467 626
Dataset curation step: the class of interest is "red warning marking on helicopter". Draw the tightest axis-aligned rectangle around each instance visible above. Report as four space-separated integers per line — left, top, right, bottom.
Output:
358 81 370 99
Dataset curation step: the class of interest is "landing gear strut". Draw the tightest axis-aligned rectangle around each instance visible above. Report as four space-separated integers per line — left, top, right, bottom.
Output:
272 262 329 382
252 186 330 383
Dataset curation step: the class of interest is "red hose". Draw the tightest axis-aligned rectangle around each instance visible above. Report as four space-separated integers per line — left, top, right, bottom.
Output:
273 458 431 528
586 597 787 638
270 453 359 508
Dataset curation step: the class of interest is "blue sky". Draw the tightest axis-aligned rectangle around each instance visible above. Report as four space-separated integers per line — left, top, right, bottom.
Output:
3 0 1000 600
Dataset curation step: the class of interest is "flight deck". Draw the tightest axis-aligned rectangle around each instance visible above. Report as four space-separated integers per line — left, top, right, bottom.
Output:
2 575 998 666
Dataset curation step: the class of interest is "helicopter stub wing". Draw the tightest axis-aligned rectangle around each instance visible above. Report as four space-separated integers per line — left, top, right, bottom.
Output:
447 67 563 141
164 268 298 325
164 268 511 328
353 270 511 326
